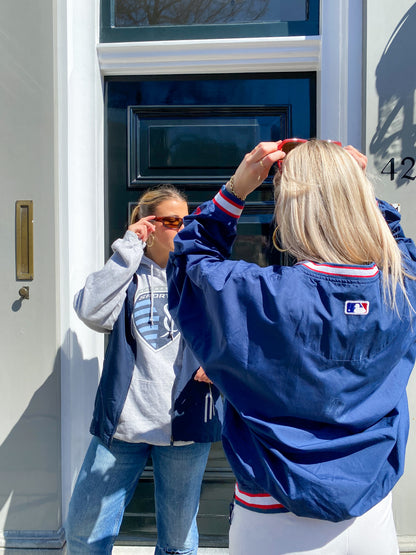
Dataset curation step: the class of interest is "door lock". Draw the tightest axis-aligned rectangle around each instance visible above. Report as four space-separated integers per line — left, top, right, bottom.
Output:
18 286 30 300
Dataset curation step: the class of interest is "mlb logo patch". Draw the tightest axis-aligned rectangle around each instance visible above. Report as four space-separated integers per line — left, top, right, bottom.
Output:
345 300 370 315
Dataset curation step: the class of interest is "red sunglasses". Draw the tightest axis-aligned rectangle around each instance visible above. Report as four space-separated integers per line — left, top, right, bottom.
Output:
277 138 342 169
153 216 184 230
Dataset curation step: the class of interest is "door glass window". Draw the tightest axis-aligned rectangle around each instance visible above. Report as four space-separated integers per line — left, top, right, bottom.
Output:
101 0 319 41
114 0 308 26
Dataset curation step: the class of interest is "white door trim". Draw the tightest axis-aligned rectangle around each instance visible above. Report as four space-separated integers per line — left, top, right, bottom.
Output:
97 36 321 75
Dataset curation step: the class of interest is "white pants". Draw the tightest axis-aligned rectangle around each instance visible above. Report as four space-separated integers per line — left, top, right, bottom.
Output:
229 493 399 555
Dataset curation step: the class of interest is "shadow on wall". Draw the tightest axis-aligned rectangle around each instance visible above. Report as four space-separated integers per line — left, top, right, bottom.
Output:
369 3 416 187
0 331 99 551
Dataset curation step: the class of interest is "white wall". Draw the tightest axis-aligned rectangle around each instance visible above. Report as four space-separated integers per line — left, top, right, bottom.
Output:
0 0 63 548
364 0 416 548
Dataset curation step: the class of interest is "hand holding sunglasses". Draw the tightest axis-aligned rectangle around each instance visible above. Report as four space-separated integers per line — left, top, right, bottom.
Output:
226 142 285 200
226 139 345 201
128 215 157 242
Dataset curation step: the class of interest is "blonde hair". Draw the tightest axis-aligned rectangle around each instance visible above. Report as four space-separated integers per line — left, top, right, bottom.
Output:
273 140 414 311
130 184 187 224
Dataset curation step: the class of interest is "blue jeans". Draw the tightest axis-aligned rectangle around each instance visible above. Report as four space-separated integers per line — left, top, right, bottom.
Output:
65 437 211 554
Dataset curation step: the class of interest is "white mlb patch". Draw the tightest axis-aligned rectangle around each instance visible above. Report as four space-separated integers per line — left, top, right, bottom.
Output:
345 301 369 315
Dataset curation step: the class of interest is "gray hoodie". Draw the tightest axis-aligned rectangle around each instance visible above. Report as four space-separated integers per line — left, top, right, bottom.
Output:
74 230 199 445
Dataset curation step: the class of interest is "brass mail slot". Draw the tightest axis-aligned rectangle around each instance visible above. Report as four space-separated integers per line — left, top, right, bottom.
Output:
16 200 34 280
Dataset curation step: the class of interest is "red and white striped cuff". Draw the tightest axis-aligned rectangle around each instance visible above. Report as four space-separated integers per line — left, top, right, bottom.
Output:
213 186 245 219
234 483 288 513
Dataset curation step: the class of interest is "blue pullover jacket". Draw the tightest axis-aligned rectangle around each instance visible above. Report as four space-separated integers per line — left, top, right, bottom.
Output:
167 185 416 522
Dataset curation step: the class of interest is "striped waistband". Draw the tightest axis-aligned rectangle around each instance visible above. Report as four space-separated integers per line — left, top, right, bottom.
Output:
234 483 289 514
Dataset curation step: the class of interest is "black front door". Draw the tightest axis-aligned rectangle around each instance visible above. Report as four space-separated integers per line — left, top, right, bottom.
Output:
105 72 316 546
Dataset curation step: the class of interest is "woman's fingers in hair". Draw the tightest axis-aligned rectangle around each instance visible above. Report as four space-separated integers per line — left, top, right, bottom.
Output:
128 216 156 242
344 145 368 171
232 142 285 198
249 141 285 168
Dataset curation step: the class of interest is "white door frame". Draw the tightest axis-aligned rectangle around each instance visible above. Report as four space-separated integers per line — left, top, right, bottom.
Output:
59 0 365 546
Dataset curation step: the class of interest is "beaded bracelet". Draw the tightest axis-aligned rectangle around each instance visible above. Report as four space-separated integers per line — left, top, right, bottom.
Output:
227 175 246 201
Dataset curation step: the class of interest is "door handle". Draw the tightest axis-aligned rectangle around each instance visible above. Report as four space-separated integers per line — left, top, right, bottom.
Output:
15 200 34 280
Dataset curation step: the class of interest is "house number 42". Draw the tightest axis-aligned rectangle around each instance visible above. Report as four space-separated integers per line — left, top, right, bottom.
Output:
381 157 416 181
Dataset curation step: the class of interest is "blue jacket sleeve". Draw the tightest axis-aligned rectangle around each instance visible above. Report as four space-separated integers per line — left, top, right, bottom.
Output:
378 199 416 271
167 186 251 375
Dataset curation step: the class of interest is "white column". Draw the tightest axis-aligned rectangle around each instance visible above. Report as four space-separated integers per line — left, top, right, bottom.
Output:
56 0 105 522
319 0 363 148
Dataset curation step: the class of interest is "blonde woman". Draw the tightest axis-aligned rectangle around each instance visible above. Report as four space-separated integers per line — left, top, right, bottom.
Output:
167 141 416 554
66 185 222 554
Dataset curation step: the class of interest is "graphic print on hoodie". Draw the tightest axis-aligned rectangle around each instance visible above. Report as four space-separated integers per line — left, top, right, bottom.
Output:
133 287 179 350
113 258 185 445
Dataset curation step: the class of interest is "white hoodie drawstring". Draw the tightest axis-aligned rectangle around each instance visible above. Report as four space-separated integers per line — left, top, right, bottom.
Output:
204 384 214 422
147 260 174 341
149 264 154 326
169 317 174 340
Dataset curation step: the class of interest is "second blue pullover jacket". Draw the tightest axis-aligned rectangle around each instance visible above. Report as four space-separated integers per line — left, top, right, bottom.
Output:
167 185 416 522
